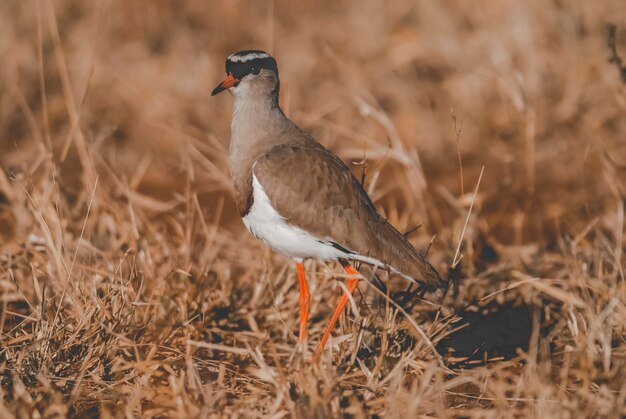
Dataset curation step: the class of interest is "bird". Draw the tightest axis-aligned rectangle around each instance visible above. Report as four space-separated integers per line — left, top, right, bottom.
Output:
211 50 446 363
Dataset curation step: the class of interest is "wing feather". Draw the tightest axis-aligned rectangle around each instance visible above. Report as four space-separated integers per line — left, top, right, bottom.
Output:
253 143 445 290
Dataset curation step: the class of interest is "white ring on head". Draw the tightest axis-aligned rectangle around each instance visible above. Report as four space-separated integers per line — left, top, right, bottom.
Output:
228 52 271 63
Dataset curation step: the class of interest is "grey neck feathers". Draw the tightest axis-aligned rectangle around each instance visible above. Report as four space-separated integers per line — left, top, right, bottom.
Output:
231 93 285 141
230 90 293 155
228 91 293 179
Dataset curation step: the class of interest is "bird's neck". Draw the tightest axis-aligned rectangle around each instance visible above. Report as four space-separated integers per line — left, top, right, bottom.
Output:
229 93 292 166
231 94 287 142
228 93 293 214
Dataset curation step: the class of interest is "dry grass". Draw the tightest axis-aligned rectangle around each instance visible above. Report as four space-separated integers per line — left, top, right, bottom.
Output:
1 0 626 417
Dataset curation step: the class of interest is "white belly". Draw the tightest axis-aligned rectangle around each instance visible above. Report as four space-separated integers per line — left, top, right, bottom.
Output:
242 174 349 260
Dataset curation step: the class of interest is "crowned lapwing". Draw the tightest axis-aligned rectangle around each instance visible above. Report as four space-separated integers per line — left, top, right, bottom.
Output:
212 50 446 363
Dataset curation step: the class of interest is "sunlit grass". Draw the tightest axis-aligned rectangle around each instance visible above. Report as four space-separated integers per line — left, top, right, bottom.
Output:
0 0 625 416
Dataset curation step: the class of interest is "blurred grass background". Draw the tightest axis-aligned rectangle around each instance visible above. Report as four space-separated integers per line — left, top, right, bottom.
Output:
0 0 625 417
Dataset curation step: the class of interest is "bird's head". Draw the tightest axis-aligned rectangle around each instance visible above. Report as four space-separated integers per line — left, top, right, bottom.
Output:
211 50 280 100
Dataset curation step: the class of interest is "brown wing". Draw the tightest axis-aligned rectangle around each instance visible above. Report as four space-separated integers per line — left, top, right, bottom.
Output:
253 143 445 290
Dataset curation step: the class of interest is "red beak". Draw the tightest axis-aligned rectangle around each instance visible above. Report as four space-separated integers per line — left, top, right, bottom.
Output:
211 73 239 96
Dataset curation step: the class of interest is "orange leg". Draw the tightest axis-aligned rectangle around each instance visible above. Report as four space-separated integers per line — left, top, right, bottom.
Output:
296 262 310 343
313 262 360 363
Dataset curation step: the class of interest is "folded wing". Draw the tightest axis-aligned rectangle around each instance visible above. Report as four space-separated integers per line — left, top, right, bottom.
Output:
253 142 446 290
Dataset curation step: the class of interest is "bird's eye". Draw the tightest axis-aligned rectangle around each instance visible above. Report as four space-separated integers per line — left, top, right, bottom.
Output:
251 67 261 75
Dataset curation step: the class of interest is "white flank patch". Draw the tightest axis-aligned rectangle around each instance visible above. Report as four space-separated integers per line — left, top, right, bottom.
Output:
243 173 381 265
228 52 270 63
